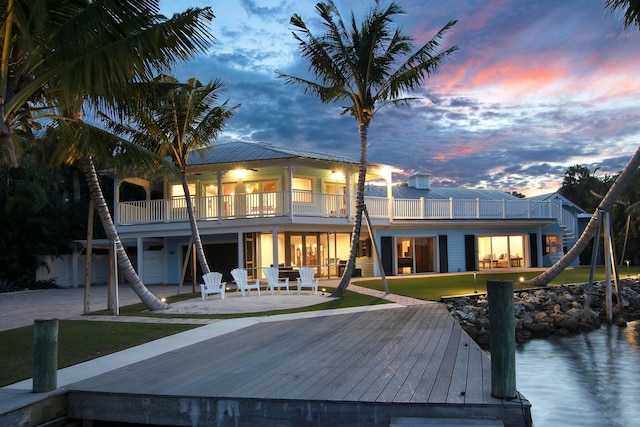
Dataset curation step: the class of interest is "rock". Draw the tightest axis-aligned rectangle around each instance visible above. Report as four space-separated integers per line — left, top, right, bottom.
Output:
445 279 640 348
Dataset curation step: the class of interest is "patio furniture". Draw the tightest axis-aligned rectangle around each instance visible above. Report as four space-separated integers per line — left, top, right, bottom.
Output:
263 267 290 295
200 272 226 301
296 266 319 295
231 268 261 297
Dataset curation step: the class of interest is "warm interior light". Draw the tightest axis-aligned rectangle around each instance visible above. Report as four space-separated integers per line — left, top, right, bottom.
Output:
233 169 247 179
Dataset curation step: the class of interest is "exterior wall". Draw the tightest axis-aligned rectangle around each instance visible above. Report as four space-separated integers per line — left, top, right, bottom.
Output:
36 250 165 287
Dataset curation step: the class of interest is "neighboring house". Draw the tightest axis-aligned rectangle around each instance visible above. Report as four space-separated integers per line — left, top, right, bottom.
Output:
39 141 588 286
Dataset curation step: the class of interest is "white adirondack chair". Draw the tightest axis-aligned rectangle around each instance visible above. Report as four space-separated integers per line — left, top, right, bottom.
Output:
231 268 261 297
296 266 319 295
200 272 226 301
263 267 289 295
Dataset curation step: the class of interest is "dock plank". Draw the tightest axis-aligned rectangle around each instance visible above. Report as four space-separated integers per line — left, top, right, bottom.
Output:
249 310 392 399
427 319 463 402
284 309 399 399
408 311 456 403
446 330 472 404
361 303 440 402
348 304 432 402
391 303 449 403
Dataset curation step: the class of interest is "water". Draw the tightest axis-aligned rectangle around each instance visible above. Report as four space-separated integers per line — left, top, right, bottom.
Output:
516 321 640 427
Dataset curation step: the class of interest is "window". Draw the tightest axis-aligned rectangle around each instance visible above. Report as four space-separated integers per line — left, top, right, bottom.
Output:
545 235 560 255
171 183 195 199
244 181 278 215
293 177 313 202
200 183 236 217
478 235 525 269
396 236 436 274
324 182 347 214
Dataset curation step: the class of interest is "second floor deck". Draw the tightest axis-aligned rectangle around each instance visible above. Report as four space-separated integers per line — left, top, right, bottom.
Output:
116 190 562 226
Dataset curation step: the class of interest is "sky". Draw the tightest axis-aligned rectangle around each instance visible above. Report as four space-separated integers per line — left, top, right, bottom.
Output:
158 0 640 196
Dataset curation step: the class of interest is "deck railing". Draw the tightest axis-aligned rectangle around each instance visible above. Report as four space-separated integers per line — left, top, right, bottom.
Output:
117 192 558 225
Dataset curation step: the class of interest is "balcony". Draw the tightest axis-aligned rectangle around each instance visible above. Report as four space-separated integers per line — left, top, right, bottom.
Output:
116 191 558 226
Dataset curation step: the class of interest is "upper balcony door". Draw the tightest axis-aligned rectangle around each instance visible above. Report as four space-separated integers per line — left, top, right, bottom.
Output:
324 182 347 216
202 183 236 218
245 180 277 216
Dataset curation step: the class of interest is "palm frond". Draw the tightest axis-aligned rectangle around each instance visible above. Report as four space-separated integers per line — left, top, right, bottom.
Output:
48 119 172 176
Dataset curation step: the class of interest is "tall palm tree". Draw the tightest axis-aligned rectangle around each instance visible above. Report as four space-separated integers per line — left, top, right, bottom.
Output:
2 0 215 310
103 75 240 276
279 1 458 296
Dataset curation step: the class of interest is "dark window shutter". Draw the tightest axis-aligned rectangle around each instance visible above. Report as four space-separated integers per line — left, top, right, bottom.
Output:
438 235 448 273
465 234 476 271
381 236 394 275
529 233 538 267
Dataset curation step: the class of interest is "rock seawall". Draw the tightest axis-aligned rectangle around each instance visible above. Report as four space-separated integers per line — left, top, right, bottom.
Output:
444 276 640 348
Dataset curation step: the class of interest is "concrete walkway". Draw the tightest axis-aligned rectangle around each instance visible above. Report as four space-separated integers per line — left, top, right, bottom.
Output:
0 281 427 331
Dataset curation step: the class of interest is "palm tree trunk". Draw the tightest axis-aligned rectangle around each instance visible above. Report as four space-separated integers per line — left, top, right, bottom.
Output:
333 122 369 297
80 157 168 311
0 123 17 168
526 145 640 287
181 172 211 275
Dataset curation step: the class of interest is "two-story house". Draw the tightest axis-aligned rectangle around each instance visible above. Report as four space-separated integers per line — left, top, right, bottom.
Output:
100 140 584 285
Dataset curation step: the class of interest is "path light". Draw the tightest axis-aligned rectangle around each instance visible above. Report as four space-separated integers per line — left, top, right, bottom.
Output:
625 260 630 276
322 288 326 295
161 298 166 303
519 277 524 283
473 271 477 293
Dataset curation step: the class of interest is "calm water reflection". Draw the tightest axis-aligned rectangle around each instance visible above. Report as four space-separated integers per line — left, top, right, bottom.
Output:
516 321 640 427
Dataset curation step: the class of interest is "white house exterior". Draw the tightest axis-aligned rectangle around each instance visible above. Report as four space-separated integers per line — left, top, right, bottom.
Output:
41 141 586 287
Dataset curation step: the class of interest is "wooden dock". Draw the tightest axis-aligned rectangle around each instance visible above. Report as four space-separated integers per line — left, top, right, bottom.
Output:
66 304 532 426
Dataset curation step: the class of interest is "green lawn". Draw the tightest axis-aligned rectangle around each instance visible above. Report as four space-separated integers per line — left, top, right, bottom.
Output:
355 266 640 301
0 321 197 387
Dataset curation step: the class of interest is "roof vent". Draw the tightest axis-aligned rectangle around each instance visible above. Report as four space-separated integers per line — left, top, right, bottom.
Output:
406 172 431 190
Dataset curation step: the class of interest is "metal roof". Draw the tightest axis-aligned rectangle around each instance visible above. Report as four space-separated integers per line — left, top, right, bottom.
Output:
365 184 519 200
187 140 368 167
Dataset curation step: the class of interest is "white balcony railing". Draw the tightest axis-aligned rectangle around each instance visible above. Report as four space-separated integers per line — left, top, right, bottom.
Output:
117 192 559 225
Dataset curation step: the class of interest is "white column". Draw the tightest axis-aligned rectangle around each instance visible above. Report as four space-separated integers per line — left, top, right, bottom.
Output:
346 171 353 219
272 230 279 267
217 171 223 222
237 231 244 268
287 166 294 219
113 176 121 225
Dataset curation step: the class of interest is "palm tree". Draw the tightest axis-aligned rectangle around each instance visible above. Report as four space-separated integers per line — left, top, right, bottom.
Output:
103 75 240 276
2 0 216 310
278 1 458 296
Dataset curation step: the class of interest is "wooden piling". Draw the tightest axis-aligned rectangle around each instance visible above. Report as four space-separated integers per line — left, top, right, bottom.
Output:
32 319 58 393
487 280 517 399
